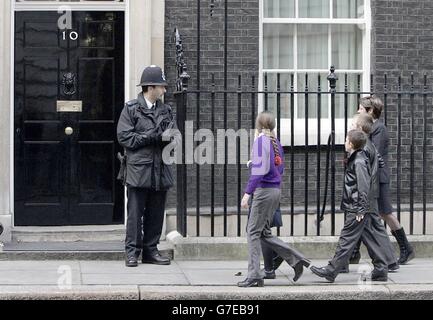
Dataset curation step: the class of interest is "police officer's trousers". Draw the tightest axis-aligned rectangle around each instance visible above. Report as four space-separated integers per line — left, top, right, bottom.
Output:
125 187 167 258
328 211 388 275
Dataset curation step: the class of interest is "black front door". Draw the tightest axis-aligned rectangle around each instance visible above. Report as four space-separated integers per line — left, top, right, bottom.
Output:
14 11 125 226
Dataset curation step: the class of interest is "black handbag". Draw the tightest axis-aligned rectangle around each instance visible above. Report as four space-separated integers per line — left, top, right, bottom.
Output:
270 207 283 228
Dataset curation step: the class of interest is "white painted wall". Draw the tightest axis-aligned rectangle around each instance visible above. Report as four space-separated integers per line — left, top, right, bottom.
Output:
0 0 12 243
0 0 165 242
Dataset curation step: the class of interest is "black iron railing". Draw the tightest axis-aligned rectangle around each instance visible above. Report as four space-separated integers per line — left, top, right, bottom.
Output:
173 20 433 237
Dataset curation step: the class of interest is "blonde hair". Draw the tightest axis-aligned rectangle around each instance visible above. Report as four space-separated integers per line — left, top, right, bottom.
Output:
255 111 281 163
353 113 373 134
256 111 276 137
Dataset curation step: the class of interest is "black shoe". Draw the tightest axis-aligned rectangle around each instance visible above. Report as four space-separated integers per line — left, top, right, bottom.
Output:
142 252 171 265
263 269 276 280
310 266 336 283
293 259 311 282
392 227 415 265
125 256 138 267
339 264 350 274
349 250 361 264
237 278 264 288
371 269 388 281
388 262 399 272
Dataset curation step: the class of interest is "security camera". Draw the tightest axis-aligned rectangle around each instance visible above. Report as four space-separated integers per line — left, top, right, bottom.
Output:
0 223 3 236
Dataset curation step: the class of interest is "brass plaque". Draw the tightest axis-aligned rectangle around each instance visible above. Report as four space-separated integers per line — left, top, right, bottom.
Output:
57 101 83 113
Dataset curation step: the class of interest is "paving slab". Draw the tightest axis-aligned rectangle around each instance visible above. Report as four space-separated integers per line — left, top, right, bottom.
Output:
81 273 190 286
388 268 433 284
0 259 432 299
0 270 81 286
79 261 182 274
182 269 293 286
175 260 248 270
0 261 80 271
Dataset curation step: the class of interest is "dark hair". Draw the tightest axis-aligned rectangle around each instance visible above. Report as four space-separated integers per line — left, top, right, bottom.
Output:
359 95 383 119
370 95 384 119
142 86 156 93
353 113 373 134
347 129 367 151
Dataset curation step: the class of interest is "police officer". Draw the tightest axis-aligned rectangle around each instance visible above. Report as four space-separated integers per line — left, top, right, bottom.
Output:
117 65 176 267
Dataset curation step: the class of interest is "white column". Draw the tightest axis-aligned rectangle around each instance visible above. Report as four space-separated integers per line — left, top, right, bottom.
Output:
151 1 165 69
128 0 165 100
0 0 12 243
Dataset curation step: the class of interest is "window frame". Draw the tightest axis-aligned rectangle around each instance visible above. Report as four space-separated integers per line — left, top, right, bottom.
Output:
259 0 371 146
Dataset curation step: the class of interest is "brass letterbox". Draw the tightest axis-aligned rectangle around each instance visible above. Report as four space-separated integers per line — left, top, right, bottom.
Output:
57 101 83 113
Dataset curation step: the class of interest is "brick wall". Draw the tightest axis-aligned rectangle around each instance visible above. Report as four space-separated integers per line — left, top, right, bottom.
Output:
163 0 433 227
371 0 433 208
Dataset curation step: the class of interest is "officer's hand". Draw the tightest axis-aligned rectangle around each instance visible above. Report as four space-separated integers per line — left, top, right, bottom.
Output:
356 214 365 222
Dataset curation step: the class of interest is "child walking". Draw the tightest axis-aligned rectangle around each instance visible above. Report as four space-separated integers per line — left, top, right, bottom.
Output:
356 96 414 265
238 111 310 288
311 130 389 282
344 114 399 272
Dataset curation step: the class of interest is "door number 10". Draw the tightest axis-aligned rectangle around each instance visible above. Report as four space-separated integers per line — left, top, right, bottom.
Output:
62 31 79 41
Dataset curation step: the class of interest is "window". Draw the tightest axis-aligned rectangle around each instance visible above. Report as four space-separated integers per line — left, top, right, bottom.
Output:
260 0 371 145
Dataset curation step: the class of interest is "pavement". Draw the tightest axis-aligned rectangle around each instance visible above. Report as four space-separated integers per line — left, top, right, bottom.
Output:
0 258 433 300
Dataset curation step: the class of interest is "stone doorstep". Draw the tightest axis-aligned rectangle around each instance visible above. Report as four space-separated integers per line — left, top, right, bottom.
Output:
0 241 174 261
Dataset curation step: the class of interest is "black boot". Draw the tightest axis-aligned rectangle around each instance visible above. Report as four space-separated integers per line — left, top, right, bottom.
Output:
349 240 361 264
392 227 415 265
292 260 310 282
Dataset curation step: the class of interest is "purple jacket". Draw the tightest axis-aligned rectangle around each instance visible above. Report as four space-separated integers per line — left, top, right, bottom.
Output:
245 135 284 195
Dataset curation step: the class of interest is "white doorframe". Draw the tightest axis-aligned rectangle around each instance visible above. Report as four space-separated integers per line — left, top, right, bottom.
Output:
10 0 130 227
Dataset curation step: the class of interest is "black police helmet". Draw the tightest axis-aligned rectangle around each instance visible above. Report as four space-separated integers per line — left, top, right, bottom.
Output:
137 65 168 87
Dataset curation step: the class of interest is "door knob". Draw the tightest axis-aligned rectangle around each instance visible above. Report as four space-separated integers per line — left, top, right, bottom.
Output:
65 127 74 136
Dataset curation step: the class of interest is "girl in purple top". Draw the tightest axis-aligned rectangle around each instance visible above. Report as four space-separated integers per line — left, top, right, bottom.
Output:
237 111 310 288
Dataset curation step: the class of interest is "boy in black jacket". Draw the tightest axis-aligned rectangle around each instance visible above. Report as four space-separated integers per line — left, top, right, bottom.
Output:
310 130 389 282
357 96 414 265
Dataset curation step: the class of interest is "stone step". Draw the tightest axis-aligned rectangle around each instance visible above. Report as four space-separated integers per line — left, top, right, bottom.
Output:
166 232 433 260
0 241 174 261
11 226 126 243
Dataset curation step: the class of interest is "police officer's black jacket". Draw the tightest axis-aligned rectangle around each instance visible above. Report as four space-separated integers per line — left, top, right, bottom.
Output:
341 149 375 215
117 93 176 190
